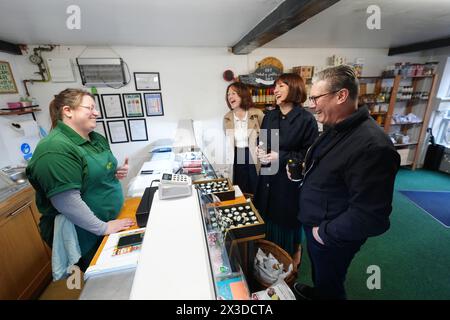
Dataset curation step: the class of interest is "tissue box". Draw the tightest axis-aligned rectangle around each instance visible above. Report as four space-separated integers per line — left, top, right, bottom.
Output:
7 102 22 109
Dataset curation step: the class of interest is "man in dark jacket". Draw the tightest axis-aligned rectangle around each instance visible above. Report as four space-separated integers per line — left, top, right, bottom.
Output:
292 65 400 300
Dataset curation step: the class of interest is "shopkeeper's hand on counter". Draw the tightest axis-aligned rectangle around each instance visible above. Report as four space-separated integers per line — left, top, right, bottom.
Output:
116 157 129 180
105 218 135 235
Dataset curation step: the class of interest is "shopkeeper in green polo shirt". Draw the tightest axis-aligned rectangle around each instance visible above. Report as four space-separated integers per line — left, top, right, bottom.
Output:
26 88 135 270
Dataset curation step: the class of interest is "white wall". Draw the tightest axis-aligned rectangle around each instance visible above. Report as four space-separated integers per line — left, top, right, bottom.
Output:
0 45 433 179
0 51 32 168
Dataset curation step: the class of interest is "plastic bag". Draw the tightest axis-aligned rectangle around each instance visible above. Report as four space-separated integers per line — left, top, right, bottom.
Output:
253 248 293 285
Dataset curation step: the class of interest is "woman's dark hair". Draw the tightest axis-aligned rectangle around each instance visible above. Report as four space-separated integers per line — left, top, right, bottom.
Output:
275 73 307 105
49 88 93 129
225 82 254 110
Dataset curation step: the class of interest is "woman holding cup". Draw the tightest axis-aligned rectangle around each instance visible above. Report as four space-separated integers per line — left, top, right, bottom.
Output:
254 73 318 265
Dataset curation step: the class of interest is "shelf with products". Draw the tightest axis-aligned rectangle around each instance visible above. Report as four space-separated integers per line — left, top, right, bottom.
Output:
384 74 438 169
355 72 437 169
250 85 275 106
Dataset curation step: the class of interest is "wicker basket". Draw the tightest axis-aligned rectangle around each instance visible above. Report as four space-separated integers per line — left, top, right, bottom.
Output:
254 239 298 288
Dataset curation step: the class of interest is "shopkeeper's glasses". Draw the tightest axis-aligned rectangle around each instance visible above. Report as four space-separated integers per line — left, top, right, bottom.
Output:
79 105 98 112
308 90 341 105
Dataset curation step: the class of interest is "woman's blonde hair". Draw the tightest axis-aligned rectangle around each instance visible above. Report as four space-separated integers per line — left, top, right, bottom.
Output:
49 88 93 129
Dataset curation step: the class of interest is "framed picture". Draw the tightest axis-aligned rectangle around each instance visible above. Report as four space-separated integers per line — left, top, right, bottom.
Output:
94 121 107 139
94 94 103 119
122 93 144 117
0 61 18 94
134 72 161 91
128 119 148 142
143 92 164 116
101 94 124 118
106 120 129 144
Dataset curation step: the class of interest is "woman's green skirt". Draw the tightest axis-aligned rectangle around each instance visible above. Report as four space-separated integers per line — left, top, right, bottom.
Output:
264 218 303 255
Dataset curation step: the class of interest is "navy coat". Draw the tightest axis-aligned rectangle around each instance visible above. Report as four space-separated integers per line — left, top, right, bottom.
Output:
254 105 318 228
298 107 400 246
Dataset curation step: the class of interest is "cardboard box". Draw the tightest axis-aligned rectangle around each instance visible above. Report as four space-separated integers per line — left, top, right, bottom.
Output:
397 148 411 166
292 66 314 79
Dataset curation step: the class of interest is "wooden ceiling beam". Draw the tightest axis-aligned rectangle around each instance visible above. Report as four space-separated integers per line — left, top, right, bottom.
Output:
388 37 450 56
0 40 22 55
231 0 340 55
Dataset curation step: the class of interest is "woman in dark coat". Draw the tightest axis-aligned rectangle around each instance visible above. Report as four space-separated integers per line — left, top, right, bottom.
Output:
254 73 318 265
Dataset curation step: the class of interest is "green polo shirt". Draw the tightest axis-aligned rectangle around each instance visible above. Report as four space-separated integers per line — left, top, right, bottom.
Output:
26 120 112 246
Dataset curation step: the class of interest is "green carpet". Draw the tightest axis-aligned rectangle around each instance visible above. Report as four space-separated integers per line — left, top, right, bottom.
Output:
297 168 450 299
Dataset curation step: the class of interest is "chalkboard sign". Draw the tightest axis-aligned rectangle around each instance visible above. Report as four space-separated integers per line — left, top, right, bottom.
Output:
254 66 282 84
239 65 282 86
0 61 18 94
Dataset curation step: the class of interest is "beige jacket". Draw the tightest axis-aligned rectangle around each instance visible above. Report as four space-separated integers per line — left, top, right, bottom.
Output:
223 108 265 180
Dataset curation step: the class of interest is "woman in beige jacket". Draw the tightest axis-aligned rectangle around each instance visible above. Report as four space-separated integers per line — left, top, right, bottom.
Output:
223 82 264 195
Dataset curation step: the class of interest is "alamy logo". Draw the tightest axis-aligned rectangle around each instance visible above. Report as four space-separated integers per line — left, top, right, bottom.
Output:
366 5 381 30
66 265 82 290
66 5 81 30
366 265 381 290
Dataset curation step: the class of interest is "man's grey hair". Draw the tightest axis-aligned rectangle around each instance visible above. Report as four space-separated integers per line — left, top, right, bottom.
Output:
313 65 359 101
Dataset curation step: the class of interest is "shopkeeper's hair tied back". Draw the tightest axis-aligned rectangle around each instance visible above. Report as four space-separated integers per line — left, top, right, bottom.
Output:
49 88 94 129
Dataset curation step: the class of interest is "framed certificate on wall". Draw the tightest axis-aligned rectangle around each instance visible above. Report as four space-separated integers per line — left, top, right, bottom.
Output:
128 119 148 142
94 94 104 119
102 94 124 118
134 72 161 91
106 120 129 144
122 93 144 117
143 92 164 116
0 61 18 94
94 121 107 139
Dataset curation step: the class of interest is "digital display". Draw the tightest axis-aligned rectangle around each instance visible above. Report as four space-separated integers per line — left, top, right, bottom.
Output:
162 173 172 181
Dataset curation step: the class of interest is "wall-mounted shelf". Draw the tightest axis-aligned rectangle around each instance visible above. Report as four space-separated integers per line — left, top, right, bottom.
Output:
0 106 40 120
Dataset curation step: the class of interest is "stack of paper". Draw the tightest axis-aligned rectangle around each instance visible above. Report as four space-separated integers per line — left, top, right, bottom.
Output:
84 228 146 280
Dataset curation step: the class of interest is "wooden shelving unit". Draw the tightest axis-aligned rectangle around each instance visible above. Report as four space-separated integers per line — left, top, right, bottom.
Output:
358 74 438 169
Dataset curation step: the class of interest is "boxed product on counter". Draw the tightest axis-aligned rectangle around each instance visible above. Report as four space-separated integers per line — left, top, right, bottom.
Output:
206 200 265 240
194 178 235 201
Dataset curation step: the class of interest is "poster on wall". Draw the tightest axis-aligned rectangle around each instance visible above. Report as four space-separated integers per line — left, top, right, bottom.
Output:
102 94 124 118
143 92 164 116
122 93 144 117
0 61 18 94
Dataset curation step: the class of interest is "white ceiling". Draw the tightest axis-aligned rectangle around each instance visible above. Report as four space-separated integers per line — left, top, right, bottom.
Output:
0 0 449 51
264 0 450 49
0 0 284 46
